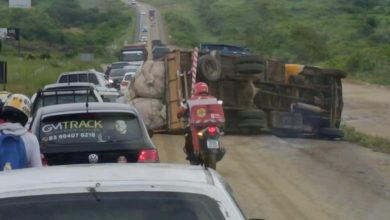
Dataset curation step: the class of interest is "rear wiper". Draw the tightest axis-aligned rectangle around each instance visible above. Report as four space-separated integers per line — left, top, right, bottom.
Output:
87 183 101 203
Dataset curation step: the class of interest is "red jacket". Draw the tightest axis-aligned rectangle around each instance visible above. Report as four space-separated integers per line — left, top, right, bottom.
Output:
177 94 216 119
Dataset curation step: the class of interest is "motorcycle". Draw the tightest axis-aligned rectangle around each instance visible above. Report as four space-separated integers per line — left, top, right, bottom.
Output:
195 125 225 169
187 99 226 169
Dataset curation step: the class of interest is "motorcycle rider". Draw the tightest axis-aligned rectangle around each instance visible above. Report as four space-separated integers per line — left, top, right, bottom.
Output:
0 94 42 169
177 82 217 164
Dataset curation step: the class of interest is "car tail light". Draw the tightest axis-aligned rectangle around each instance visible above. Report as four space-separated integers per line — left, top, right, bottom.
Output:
137 149 158 163
121 81 129 86
41 154 49 166
208 126 217 137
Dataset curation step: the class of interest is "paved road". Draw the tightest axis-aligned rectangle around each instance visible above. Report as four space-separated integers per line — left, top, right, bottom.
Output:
129 2 390 219
154 134 390 220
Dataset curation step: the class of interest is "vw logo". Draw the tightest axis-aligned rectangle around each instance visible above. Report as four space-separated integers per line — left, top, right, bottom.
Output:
88 154 99 164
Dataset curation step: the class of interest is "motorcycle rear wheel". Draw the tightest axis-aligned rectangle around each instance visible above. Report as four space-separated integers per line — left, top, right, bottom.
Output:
204 151 217 170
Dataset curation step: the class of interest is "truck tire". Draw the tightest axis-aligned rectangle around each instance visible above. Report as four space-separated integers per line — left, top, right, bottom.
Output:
320 68 347 78
236 63 263 74
237 109 265 120
317 128 344 140
235 55 263 64
198 55 221 82
237 119 265 128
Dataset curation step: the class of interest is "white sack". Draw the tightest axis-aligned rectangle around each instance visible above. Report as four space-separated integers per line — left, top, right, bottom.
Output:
128 98 167 130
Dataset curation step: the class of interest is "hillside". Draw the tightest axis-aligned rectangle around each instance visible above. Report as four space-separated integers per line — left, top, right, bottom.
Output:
143 0 390 85
0 0 134 56
0 0 136 95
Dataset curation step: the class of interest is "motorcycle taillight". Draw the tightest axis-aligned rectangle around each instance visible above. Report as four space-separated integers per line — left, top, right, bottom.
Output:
208 126 217 137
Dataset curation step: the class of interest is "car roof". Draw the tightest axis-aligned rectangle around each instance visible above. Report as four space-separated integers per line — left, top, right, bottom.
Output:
124 72 136 76
0 164 220 195
36 102 138 116
43 82 96 90
59 70 104 76
111 61 130 65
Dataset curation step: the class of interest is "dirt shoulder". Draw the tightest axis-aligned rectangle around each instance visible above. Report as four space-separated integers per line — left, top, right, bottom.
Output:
342 80 390 139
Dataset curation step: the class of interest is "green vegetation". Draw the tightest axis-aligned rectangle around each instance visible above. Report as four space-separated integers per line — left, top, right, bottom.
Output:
342 125 390 154
144 0 390 85
3 56 103 96
0 0 135 55
0 0 136 95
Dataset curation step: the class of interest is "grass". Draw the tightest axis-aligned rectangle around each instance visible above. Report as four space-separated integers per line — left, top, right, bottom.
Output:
2 55 104 96
342 125 390 154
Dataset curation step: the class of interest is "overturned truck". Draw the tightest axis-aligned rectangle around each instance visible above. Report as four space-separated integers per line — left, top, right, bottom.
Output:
163 50 346 139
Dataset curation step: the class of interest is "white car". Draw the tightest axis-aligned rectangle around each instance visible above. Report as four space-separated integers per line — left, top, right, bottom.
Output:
120 72 136 95
0 164 248 220
57 70 119 102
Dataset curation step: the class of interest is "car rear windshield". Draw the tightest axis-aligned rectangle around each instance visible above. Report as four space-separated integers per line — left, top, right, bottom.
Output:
39 112 142 145
0 192 226 220
59 74 99 85
35 91 98 109
122 51 144 61
111 69 137 77
111 62 130 69
124 74 135 81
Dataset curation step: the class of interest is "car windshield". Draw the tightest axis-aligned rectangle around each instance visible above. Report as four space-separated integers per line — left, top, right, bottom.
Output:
0 192 226 220
39 112 142 145
122 51 144 61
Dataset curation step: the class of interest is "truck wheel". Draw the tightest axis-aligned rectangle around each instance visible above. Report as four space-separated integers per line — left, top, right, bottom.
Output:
237 109 265 120
317 128 344 140
235 55 263 64
198 55 221 82
320 68 347 78
236 63 263 74
205 151 217 170
237 119 265 128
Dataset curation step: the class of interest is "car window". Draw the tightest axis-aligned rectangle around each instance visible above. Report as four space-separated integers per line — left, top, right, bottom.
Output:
88 73 99 85
69 75 78 83
58 75 67 83
110 69 128 77
79 73 88 82
0 192 226 220
39 112 142 145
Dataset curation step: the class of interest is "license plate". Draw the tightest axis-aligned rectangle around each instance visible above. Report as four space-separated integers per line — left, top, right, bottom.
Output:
207 139 219 149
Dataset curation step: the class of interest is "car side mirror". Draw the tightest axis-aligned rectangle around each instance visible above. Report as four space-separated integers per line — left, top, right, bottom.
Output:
147 129 154 138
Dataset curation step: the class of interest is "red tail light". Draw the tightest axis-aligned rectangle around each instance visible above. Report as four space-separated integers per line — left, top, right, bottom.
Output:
41 154 49 166
137 149 158 163
208 126 217 137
